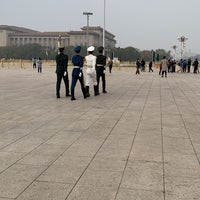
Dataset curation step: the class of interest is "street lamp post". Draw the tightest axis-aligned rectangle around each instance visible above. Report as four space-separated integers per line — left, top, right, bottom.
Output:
103 0 106 49
83 12 93 48
178 36 188 59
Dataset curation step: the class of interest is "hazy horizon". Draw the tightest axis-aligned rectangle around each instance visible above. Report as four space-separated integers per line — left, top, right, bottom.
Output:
1 0 200 55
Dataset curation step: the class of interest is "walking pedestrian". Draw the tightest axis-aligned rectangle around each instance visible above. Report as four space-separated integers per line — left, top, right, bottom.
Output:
108 58 113 73
70 46 87 101
85 46 99 97
55 46 70 98
160 56 168 77
149 61 153 72
136 58 140 75
96 46 107 94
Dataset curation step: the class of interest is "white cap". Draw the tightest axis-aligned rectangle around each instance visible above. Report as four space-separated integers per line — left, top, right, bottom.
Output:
87 46 95 52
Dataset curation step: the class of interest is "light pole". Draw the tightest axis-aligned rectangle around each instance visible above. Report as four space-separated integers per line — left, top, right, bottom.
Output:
103 0 106 49
171 45 178 59
178 36 188 59
83 12 93 48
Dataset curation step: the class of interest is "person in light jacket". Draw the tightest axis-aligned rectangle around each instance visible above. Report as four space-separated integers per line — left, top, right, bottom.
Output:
160 56 169 77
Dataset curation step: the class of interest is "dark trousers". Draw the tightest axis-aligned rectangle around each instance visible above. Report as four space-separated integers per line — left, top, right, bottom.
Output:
33 63 36 68
162 70 167 77
136 67 140 74
188 65 191 73
56 74 69 96
71 75 85 95
109 65 112 73
38 67 42 73
97 72 106 92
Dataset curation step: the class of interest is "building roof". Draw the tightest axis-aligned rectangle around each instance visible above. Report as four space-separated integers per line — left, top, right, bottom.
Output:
0 25 39 33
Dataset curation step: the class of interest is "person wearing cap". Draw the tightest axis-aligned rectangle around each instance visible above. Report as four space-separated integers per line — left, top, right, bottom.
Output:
70 46 87 101
96 46 107 93
55 46 70 98
85 46 99 96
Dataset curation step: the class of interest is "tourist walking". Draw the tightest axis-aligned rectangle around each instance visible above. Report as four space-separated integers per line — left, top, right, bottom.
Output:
193 58 199 74
160 56 168 77
136 58 140 75
149 61 153 72
37 57 42 73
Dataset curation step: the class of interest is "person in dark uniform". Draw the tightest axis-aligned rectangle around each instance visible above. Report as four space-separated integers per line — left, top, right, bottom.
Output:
96 46 107 94
70 46 87 101
55 46 70 98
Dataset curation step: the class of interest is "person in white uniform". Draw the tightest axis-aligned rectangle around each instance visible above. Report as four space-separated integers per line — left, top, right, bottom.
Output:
85 46 100 97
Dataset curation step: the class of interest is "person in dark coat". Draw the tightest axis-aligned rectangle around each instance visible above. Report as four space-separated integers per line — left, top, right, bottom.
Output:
70 46 87 101
187 58 191 73
149 61 153 72
193 58 199 74
96 46 107 94
136 58 140 75
55 46 70 98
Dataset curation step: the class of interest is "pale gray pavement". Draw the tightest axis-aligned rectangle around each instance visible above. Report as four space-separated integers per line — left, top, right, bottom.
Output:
0 64 200 200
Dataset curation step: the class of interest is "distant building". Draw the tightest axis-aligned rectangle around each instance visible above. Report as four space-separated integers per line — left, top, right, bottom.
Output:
0 25 116 50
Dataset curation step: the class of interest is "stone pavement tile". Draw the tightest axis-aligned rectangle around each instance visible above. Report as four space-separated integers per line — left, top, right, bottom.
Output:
133 131 162 146
194 143 200 154
0 164 46 199
77 169 122 188
163 137 195 154
16 181 72 200
120 160 163 191
1 135 44 153
17 144 67 166
162 127 189 139
88 157 126 172
64 138 103 157
187 128 200 143
0 151 25 173
129 144 162 163
165 177 200 200
115 188 164 200
44 131 82 146
102 133 134 149
164 153 200 178
162 115 184 129
95 145 131 160
37 156 91 184
66 185 117 200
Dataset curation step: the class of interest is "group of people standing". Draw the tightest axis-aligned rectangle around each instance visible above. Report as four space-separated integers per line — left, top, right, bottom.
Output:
32 57 42 73
136 56 199 77
177 58 199 73
55 45 107 100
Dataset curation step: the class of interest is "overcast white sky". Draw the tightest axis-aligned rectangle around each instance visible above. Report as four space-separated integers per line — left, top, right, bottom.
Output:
1 0 199 53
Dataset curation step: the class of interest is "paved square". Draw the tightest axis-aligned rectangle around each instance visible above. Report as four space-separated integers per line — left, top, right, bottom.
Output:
0 63 200 200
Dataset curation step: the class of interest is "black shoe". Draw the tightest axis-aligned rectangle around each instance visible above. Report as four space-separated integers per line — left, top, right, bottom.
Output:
57 95 60 98
103 91 107 93
66 94 71 97
71 97 76 101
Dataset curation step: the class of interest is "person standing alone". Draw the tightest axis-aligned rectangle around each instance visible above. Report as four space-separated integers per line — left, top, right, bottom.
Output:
55 46 70 98
37 57 42 73
160 56 169 77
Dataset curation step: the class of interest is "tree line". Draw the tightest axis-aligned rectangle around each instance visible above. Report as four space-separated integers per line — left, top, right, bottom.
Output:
0 44 170 62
